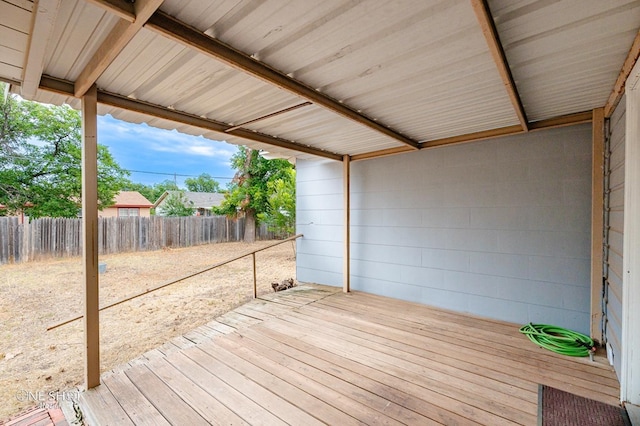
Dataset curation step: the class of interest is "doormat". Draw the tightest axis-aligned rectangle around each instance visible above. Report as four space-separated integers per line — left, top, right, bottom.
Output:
538 384 631 426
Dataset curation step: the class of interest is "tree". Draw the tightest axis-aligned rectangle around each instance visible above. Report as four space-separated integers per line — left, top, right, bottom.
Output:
215 147 294 242
184 173 221 193
160 191 195 216
0 85 129 218
257 168 296 235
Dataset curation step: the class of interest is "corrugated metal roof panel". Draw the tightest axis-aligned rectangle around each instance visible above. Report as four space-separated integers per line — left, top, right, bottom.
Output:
4 0 639 160
43 0 120 81
491 0 640 122
167 0 520 142
0 0 33 81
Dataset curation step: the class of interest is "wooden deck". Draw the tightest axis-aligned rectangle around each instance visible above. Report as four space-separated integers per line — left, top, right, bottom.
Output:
77 284 620 425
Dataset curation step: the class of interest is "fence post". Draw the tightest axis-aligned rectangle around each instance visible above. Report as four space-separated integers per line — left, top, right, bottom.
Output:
252 252 257 298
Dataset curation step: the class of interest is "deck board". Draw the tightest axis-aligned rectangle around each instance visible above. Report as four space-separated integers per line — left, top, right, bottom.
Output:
77 285 621 425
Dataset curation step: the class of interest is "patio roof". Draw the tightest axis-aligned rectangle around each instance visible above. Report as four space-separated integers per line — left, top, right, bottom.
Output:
78 284 620 425
1 0 639 161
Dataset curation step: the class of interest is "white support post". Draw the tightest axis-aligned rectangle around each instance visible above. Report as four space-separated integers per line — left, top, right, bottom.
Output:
82 84 100 389
621 59 640 405
343 155 350 293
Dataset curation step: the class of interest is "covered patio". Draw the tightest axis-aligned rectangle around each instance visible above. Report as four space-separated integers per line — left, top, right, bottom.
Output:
78 284 619 425
2 0 640 422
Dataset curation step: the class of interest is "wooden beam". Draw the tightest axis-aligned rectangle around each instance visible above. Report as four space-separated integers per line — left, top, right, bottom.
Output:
590 107 605 342
471 0 528 131
39 76 343 161
21 0 61 98
423 124 523 149
353 111 593 162
604 30 640 118
74 0 163 97
84 0 135 22
81 84 100 389
225 102 312 133
145 11 420 150
528 111 593 130
351 146 415 162
343 154 351 293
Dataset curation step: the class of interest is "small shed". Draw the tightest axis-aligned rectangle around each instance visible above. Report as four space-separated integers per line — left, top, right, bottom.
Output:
100 191 153 218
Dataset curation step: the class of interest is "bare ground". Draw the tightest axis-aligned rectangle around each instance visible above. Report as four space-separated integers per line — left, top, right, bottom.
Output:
0 240 297 421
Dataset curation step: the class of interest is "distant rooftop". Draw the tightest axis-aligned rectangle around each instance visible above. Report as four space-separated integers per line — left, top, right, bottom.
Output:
112 191 154 208
154 191 225 210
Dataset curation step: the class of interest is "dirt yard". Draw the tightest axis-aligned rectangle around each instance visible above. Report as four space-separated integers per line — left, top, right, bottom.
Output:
0 240 296 421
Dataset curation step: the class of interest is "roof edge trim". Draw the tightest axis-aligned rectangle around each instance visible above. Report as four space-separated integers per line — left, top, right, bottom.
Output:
38 76 344 161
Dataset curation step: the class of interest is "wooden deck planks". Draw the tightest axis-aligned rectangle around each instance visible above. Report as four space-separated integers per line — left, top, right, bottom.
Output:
101 372 170 425
314 294 620 396
77 285 621 425
146 357 249 426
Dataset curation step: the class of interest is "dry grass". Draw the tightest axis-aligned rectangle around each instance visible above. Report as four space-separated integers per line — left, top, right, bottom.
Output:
0 240 296 421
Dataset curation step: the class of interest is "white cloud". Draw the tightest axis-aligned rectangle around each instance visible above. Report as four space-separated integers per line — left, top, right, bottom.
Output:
98 115 237 163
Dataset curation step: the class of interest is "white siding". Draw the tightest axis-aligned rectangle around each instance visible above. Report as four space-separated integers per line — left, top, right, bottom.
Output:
297 124 593 334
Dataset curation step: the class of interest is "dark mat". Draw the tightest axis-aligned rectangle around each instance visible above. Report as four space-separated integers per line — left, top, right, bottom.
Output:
538 384 631 426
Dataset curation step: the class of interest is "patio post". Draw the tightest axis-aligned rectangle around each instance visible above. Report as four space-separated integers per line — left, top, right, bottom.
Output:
82 84 100 388
343 154 350 293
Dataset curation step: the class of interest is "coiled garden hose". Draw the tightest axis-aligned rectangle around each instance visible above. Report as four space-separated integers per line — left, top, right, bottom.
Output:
519 323 595 357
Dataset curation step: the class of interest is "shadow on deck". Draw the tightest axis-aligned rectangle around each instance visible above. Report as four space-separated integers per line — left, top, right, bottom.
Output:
77 284 620 425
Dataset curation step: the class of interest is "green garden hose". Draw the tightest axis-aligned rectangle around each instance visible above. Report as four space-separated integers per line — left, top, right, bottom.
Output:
519 323 595 357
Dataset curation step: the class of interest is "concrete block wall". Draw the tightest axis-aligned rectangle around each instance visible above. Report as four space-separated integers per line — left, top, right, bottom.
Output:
296 124 592 334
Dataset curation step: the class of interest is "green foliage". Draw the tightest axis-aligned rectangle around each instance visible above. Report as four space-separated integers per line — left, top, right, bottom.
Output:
215 146 295 236
160 191 195 217
184 173 221 193
257 168 296 234
0 85 129 218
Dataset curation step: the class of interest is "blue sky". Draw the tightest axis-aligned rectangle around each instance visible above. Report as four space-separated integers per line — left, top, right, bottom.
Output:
97 114 237 188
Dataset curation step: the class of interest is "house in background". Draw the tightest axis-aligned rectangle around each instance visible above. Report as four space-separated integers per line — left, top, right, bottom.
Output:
100 191 153 218
153 191 225 216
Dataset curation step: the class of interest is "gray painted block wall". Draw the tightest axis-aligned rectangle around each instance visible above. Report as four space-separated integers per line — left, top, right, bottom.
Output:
297 124 593 334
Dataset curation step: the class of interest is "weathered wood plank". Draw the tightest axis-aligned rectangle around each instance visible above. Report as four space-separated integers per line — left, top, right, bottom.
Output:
211 333 436 425
184 346 329 426
257 317 533 425
79 385 134 426
147 357 249 426
124 365 209 425
238 323 481 425
165 351 287 425
102 372 170 425
77 285 621 425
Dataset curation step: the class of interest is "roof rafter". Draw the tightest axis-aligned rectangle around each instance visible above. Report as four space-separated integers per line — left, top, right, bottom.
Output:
604 29 640 118
471 0 529 132
352 111 592 161
144 10 420 150
21 0 61 98
74 0 163 97
40 75 343 161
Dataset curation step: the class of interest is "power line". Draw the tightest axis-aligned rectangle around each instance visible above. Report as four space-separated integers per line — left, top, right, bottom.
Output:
126 169 234 180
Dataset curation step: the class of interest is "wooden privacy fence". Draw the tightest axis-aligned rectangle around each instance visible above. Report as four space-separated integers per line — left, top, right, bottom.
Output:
0 216 285 264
